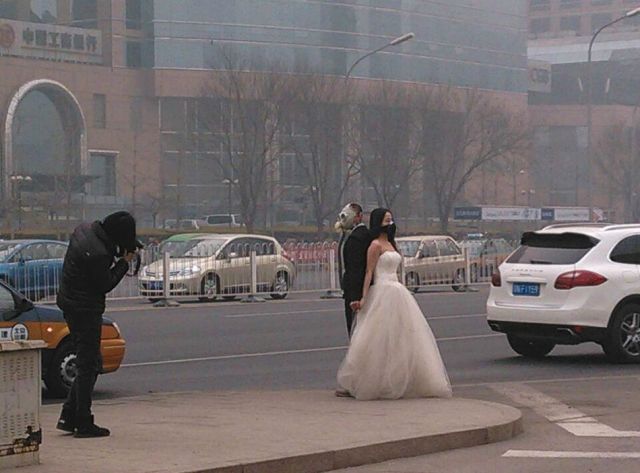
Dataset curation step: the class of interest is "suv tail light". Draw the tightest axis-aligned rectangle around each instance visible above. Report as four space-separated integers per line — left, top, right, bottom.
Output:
491 270 502 287
554 270 607 290
282 249 293 263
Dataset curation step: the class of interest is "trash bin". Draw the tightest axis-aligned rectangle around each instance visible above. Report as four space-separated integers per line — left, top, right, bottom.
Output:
0 340 46 469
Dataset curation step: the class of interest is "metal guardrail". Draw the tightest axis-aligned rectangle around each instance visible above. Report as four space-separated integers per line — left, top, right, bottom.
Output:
19 239 516 303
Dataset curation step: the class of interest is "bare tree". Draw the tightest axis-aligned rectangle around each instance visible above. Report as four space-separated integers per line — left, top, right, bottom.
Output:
200 48 294 232
281 74 357 232
348 82 424 209
420 88 529 233
595 122 640 222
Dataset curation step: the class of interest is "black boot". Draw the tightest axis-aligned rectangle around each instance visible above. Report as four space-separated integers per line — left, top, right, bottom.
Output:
56 409 76 433
74 415 110 438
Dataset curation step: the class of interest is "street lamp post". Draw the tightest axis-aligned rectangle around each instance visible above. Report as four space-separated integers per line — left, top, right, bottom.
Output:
222 178 238 227
344 32 414 207
586 7 640 213
345 32 415 80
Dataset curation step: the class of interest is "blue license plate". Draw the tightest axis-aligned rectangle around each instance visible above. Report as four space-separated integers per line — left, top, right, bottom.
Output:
512 282 540 296
148 281 163 290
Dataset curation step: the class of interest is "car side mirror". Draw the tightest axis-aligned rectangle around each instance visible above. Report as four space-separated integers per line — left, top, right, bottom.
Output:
417 250 424 259
2 297 33 321
228 252 237 259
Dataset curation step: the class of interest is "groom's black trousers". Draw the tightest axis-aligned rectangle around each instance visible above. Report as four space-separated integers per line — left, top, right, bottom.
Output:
344 298 356 337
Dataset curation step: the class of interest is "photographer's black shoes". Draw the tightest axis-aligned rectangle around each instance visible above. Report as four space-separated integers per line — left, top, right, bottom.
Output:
56 410 76 433
74 415 110 438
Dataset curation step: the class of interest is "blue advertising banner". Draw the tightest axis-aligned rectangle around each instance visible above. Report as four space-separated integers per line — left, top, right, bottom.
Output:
454 207 482 220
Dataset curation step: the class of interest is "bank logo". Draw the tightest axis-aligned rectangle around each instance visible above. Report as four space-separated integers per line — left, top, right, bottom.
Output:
0 23 16 49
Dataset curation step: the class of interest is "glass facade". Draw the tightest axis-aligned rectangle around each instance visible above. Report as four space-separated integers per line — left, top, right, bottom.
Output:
152 0 528 93
0 0 98 28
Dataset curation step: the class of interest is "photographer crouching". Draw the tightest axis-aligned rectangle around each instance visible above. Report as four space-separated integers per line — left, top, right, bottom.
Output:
56 211 142 438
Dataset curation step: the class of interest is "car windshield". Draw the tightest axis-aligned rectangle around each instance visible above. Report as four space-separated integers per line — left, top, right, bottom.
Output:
160 239 226 258
397 241 420 257
0 243 20 261
506 232 598 265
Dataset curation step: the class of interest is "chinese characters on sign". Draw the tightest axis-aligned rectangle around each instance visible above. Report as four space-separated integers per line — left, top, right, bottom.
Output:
0 19 101 64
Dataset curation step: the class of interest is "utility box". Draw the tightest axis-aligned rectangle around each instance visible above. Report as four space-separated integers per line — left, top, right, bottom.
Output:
0 340 46 469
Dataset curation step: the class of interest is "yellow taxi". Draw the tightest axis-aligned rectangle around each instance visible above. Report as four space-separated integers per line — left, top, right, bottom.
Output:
0 281 125 397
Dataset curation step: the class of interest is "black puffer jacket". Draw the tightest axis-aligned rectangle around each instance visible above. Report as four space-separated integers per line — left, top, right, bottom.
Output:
57 221 129 313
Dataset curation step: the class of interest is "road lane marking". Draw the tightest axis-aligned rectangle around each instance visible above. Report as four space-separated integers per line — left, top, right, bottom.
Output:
504 450 640 459
493 383 640 437
225 311 487 319
225 309 338 318
121 333 502 368
106 290 488 313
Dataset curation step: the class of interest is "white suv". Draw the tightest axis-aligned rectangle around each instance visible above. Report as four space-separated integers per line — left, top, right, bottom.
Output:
487 223 640 363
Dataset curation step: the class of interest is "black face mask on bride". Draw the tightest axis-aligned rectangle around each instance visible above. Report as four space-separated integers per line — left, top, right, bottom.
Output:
380 223 397 240
369 208 398 250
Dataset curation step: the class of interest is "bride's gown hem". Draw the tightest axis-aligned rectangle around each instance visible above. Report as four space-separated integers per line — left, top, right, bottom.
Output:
337 251 452 401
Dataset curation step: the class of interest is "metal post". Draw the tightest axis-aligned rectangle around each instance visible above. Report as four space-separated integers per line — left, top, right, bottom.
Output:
321 248 342 299
463 246 478 292
152 251 180 307
241 250 265 303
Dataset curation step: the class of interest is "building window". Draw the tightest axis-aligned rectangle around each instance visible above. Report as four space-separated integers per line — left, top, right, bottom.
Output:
560 15 581 33
0 1 18 20
126 41 142 68
560 0 581 9
89 153 116 196
71 0 98 28
591 13 612 32
93 93 106 129
30 0 57 23
530 18 551 34
160 98 186 132
125 0 142 30
529 0 550 10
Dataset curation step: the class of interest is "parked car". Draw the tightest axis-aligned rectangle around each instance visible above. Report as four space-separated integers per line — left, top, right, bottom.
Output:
396 235 466 292
0 239 69 301
487 223 640 362
202 214 243 227
178 219 207 230
0 280 126 397
459 238 515 282
138 233 296 301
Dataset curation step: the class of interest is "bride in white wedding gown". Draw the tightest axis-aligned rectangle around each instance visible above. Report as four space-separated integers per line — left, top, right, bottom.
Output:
337 208 452 401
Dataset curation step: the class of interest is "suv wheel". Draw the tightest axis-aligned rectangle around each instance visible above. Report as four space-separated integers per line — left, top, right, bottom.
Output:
45 340 76 398
507 334 555 358
603 304 640 363
405 272 420 293
452 269 466 292
270 272 289 300
199 273 219 302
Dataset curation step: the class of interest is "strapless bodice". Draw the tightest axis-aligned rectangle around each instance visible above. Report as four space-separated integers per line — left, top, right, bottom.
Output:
375 251 402 282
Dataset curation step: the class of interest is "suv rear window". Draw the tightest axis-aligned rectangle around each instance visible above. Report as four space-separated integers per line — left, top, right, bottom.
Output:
506 232 598 265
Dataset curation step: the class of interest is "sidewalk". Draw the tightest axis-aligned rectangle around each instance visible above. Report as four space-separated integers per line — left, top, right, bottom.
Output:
23 391 521 473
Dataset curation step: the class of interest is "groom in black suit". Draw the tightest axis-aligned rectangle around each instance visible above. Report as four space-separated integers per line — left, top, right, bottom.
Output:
336 203 371 337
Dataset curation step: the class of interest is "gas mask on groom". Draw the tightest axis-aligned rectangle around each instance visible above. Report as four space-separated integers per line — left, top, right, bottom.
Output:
334 204 359 232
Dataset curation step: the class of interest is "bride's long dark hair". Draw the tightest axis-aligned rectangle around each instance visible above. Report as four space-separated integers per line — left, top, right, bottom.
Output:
369 207 398 251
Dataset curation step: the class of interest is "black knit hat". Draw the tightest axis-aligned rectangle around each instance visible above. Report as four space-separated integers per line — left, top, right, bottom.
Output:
101 211 137 251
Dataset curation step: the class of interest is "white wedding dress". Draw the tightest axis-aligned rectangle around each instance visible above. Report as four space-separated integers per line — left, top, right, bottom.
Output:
337 251 452 400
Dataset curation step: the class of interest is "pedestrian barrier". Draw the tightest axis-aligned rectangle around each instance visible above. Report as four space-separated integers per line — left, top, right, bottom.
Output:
12 239 517 304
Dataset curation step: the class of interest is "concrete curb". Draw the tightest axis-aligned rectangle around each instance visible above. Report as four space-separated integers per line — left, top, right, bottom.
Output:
184 409 522 473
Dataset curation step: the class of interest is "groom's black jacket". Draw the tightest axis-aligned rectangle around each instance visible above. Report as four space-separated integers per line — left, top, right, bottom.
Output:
340 225 372 303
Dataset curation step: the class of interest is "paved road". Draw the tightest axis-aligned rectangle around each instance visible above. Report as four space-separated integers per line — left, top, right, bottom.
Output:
49 288 640 473
76 287 640 398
